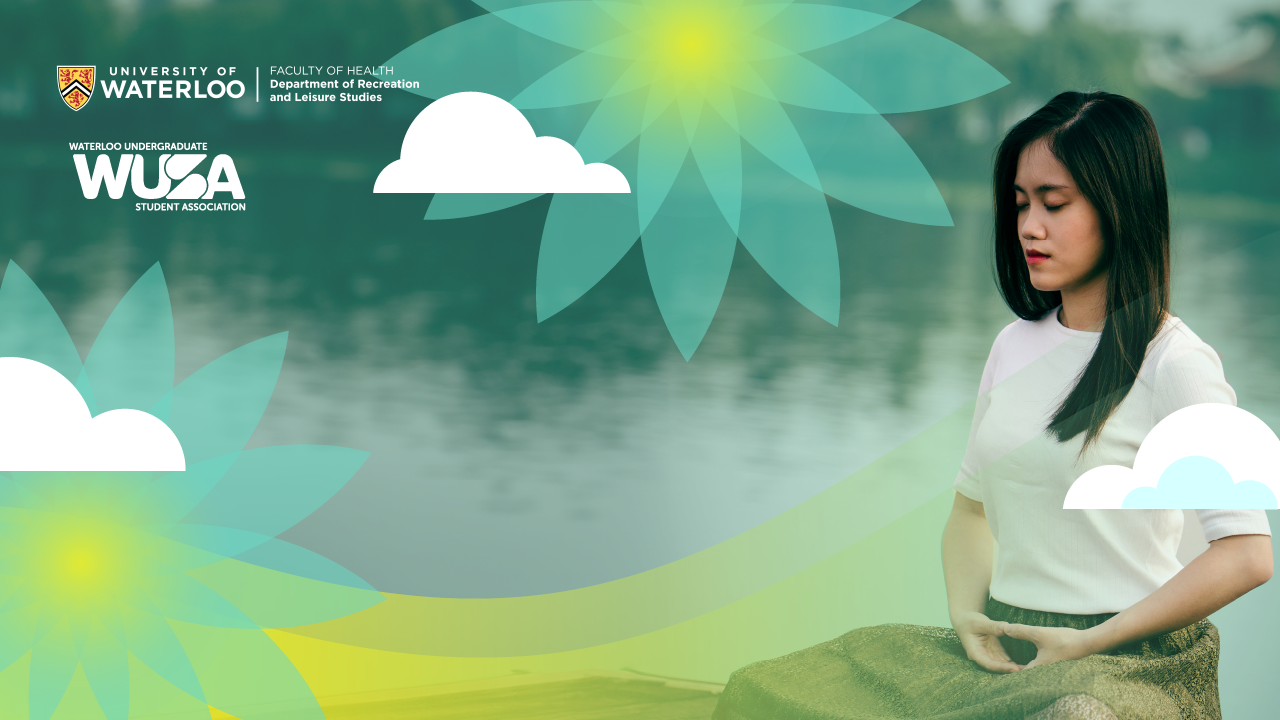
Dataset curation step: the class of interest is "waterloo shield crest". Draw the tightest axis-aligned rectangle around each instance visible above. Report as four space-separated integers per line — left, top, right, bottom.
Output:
58 66 95 111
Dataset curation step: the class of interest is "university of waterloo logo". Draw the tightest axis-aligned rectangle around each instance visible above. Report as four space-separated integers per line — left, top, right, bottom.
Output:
58 66 95 111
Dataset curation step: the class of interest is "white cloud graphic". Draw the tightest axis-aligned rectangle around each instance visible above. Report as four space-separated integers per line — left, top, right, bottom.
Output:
0 357 185 471
373 91 631 194
1063 403 1280 509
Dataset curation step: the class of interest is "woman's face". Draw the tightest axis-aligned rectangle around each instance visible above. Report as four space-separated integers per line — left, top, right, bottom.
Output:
1013 139 1106 294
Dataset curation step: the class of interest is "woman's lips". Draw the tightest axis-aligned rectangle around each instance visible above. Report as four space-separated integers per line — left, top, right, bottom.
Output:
1026 249 1049 265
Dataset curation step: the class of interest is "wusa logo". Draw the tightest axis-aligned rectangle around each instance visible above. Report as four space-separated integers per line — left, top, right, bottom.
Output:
73 154 244 201
58 66 95 111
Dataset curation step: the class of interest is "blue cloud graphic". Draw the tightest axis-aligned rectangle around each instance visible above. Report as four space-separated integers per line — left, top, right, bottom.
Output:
1122 455 1278 509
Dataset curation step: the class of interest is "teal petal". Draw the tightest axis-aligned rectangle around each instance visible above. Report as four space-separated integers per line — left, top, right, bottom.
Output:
735 2 792 33
593 0 650 30
0 542 20 571
792 0 921 15
792 106 953 225
68 610 89 656
159 525 269 564
473 0 569 8
34 597 64 648
149 392 171 424
600 58 656 97
180 445 369 538
385 13 578 101
535 188 640 321
0 552 32 581
806 16 1009 113
162 333 287 466
233 538 377 592
641 75 679 128
73 366 99 416
113 579 163 617
728 58 785 100
83 263 175 414
523 101 601 147
0 262 81 385
705 82 739 132
93 604 125 647
638 102 690 230
575 86 648 163
0 474 55 513
33 599 62 645
641 157 738 360
169 622 326 720
130 553 189 581
0 605 38 672
28 618 77 720
754 3 891 53
424 193 543 220
738 144 840 324
751 53 877 113
733 90 822 191
492 2 629 52
513 50 631 109
676 88 704 140
137 530 233 575
119 605 205 702
689 102 743 233
127 454 239 528
0 474 25 510
0 576 21 604
0 579 44 614
189 549 382 628
81 618 129 720
15 471 151 518
134 573 256 629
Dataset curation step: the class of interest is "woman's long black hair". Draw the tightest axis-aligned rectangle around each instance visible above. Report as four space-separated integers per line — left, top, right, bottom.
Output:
993 90 1170 450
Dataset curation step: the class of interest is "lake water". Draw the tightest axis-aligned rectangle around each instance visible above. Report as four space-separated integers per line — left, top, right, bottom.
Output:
5 150 1277 598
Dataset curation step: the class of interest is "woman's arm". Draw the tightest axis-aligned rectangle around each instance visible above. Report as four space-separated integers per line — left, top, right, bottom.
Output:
943 491 1021 673
1002 533 1273 667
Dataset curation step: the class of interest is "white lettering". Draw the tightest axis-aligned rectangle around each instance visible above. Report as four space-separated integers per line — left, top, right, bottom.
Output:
201 155 245 199
74 154 134 199
130 154 173 199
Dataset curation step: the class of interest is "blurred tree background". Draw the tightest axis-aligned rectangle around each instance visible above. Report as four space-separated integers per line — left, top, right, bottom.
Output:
2 0 1275 196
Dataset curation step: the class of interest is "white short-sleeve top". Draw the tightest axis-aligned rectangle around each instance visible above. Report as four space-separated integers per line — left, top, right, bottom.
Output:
953 306 1271 615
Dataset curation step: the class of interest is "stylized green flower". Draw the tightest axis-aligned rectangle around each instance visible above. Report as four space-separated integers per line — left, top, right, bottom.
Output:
0 262 382 720
386 0 1008 358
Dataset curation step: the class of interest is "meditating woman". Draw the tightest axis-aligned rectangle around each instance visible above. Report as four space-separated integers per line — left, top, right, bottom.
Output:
712 91 1273 720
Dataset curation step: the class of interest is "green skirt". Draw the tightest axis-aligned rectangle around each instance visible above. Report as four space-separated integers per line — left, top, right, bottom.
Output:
712 597 1220 720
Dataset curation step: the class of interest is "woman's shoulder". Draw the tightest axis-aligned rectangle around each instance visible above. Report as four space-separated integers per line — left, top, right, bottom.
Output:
977 310 1074 393
987 307 1078 358
1142 314 1236 414
991 308 1058 345
1143 314 1227 382
1147 314 1217 357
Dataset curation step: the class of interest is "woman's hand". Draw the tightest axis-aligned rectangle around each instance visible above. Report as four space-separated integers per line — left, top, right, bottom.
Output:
944 493 1016 672
999 623 1098 669
953 611 1022 673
